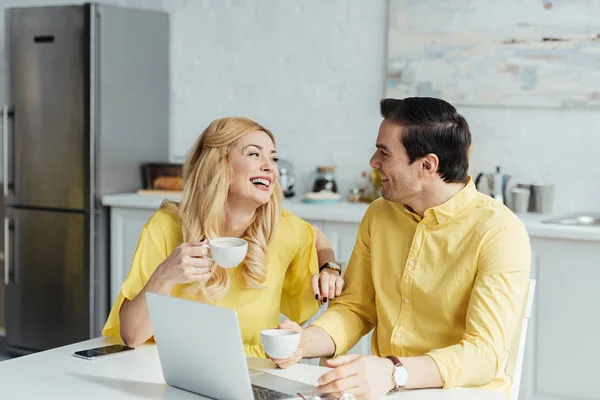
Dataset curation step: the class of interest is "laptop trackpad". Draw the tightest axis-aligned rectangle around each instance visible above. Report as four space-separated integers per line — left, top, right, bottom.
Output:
251 371 316 395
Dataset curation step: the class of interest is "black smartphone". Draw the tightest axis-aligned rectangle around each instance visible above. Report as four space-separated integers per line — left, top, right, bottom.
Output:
72 344 135 360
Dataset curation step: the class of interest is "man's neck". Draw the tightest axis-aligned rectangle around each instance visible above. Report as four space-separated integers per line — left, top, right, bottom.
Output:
224 198 257 238
407 181 466 217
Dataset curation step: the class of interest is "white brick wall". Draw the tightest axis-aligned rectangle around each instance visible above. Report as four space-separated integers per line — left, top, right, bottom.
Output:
465 106 600 213
1 0 597 213
167 0 388 198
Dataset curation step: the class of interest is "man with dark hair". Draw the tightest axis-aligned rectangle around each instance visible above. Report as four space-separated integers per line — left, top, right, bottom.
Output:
274 97 531 399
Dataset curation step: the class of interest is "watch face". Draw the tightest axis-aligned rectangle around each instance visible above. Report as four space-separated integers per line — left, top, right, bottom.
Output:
394 366 409 387
325 262 341 272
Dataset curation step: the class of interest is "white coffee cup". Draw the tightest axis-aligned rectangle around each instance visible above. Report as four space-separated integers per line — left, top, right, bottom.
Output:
201 237 247 268
260 329 300 359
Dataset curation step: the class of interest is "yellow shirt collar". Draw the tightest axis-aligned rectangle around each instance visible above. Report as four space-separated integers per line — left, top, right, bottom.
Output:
402 176 477 224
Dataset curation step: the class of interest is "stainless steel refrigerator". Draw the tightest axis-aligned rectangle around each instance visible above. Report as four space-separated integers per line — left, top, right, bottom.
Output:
2 3 169 354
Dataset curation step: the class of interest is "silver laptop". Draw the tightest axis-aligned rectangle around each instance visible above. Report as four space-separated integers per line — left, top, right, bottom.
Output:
146 292 316 400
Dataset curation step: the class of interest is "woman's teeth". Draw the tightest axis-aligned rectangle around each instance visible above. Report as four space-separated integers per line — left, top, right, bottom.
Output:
251 178 270 187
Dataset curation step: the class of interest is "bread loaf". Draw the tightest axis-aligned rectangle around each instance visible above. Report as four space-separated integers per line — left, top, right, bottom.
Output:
153 176 184 191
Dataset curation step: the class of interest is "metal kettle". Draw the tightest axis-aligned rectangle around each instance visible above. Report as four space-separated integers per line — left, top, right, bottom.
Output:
475 169 512 205
277 159 295 198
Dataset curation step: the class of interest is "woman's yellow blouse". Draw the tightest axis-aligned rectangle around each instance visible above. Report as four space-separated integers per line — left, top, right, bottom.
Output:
102 209 319 357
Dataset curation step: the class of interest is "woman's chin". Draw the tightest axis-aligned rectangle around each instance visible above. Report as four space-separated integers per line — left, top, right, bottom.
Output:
253 191 273 206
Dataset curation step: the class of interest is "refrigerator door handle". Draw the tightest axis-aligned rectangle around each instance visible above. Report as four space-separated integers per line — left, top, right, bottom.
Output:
2 104 8 197
4 217 10 285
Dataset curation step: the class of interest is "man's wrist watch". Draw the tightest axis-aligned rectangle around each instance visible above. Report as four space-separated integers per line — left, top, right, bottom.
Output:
386 355 409 391
319 261 342 274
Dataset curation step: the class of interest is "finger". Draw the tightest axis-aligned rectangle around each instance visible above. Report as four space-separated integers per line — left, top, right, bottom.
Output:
185 255 214 268
270 356 299 369
184 247 209 259
325 354 362 368
318 359 361 386
186 245 210 257
317 375 361 396
344 387 365 399
188 266 212 275
188 272 212 282
183 240 207 248
320 274 330 302
311 274 321 300
274 360 296 369
277 319 300 331
335 276 344 297
270 349 301 367
320 386 364 399
269 357 287 364
328 279 336 300
184 264 212 278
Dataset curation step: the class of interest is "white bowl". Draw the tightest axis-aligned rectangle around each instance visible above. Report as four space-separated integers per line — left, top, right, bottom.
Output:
260 329 300 359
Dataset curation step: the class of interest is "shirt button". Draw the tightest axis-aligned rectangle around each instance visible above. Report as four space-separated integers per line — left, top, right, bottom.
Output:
421 224 427 230
395 332 402 338
404 298 410 303
409 260 415 266
439 216 445 221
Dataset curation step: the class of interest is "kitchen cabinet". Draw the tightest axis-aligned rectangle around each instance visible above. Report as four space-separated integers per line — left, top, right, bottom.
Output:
109 207 155 305
304 220 359 266
518 237 600 400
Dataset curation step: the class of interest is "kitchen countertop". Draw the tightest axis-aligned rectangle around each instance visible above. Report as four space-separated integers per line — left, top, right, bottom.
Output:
102 192 370 223
101 192 600 242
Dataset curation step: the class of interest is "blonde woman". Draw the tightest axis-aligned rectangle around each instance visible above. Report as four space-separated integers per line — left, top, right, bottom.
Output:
102 117 345 357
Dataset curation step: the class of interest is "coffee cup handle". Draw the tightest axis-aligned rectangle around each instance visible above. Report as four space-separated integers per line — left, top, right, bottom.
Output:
200 243 215 263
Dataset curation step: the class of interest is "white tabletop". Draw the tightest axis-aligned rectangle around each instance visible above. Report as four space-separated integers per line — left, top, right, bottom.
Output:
0 337 504 400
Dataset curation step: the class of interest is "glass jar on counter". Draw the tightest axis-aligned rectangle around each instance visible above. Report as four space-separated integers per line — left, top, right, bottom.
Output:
348 187 361 203
312 166 338 193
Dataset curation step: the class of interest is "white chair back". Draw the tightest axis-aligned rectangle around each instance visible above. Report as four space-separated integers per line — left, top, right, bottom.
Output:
506 278 536 400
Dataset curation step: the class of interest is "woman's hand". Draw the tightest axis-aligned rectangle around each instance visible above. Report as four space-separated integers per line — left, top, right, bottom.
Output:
152 240 214 286
312 268 345 304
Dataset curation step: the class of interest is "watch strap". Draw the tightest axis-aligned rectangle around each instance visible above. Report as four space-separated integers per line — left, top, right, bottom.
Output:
319 262 341 273
386 355 403 392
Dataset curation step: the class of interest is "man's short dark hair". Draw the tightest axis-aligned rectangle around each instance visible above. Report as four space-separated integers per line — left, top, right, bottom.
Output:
380 97 471 184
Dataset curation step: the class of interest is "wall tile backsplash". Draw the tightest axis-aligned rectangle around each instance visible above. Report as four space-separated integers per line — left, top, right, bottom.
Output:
0 0 597 212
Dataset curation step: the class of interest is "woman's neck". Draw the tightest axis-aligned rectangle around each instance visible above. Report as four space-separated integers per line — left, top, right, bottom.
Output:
224 198 257 238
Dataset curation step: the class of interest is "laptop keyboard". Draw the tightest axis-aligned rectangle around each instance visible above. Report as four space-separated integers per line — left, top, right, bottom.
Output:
252 384 295 400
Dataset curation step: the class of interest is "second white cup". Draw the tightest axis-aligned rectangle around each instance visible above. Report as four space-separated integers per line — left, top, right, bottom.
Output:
201 237 247 268
260 329 300 359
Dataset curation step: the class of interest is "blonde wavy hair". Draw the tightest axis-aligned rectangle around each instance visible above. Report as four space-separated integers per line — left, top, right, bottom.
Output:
161 117 283 301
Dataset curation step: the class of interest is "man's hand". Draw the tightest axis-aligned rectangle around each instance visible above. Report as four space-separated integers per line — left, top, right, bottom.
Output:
269 320 305 368
317 355 395 400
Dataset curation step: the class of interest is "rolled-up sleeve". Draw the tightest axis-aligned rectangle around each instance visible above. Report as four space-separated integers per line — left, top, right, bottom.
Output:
427 221 531 388
312 206 377 356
